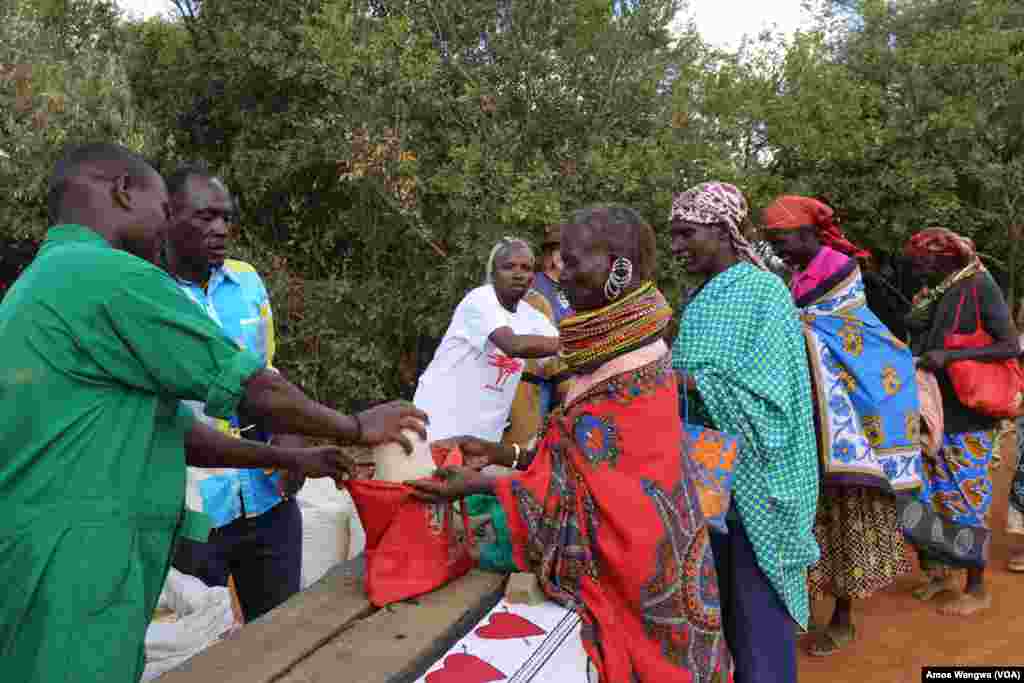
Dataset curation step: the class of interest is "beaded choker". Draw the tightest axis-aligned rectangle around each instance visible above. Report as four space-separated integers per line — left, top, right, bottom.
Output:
558 281 672 373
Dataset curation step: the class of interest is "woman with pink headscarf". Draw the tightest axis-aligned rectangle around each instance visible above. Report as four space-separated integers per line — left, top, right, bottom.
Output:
762 195 923 656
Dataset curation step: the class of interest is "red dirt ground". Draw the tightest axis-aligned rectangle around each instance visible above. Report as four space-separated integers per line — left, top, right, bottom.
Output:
800 433 1024 682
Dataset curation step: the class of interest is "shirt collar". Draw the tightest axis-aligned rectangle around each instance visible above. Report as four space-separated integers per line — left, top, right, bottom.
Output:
173 262 239 289
44 224 112 248
216 262 242 284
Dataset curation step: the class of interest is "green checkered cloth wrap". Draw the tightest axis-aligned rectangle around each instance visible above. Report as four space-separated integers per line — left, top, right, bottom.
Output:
672 262 820 629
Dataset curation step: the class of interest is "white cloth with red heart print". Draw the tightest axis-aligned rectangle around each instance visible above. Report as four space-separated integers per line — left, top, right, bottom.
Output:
416 599 597 683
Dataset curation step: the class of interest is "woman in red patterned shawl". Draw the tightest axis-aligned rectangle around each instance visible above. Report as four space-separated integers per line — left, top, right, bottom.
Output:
409 206 730 683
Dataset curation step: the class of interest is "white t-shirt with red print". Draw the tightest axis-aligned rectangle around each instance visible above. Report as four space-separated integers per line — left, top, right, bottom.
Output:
414 285 558 442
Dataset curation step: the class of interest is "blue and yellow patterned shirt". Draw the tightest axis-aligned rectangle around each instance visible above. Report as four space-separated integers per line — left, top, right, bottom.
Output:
176 258 284 528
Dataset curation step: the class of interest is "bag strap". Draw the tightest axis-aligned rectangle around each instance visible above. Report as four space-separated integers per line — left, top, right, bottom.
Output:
951 288 968 330
972 285 983 330
678 370 690 424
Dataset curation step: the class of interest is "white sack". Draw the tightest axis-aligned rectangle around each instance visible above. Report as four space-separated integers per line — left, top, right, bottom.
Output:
297 477 366 588
142 569 235 681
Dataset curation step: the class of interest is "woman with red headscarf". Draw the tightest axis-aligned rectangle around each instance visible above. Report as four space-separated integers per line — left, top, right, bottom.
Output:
761 195 870 297
902 227 1019 617
761 195 923 656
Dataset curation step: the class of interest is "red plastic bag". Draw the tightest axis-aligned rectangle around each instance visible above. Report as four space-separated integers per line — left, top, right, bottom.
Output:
343 446 475 607
944 286 1024 419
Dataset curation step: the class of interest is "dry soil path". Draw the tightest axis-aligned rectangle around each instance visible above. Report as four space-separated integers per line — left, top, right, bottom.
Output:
799 433 1024 682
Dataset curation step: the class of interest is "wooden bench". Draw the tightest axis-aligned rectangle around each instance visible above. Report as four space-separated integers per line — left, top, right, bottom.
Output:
159 557 505 683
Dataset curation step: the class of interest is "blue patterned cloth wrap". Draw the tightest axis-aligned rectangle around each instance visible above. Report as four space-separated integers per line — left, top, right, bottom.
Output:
800 265 923 492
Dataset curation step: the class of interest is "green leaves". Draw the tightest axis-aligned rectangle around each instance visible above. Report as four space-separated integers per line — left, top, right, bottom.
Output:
687 0 1023 270
10 0 1024 406
1 0 159 238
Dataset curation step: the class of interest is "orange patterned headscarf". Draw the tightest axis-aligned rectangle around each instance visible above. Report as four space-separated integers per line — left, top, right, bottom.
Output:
762 195 871 260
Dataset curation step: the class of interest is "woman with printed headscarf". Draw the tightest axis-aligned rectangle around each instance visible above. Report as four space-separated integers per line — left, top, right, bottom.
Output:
413 237 559 443
669 182 820 683
902 227 1019 617
761 195 922 656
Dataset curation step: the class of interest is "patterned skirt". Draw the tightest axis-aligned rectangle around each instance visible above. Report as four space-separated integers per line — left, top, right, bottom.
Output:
921 430 995 529
916 429 996 571
808 486 912 600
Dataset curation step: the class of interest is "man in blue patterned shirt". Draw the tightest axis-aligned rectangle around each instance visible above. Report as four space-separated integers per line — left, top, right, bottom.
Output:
163 165 306 621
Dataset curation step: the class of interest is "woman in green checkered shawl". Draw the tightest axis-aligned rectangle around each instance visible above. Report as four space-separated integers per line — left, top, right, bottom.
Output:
669 181 820 683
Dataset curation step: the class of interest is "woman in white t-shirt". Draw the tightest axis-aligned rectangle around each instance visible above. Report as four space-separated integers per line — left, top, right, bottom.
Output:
414 237 560 443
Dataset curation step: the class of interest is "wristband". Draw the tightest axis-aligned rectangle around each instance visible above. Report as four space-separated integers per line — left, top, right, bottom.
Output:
511 443 521 469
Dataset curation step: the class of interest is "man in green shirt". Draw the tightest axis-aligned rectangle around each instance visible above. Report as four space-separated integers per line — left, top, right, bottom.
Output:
0 143 427 682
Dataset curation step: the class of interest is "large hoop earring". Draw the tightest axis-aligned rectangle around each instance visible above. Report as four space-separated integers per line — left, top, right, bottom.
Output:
604 256 633 301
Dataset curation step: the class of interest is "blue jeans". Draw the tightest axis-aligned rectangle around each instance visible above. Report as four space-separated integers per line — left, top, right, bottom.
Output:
173 497 302 622
709 515 799 683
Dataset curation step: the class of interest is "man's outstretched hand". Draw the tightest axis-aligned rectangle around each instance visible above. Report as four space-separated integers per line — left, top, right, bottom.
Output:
355 400 429 453
287 445 356 481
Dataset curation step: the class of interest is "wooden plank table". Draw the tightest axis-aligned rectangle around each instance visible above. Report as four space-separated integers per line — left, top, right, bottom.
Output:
159 557 505 683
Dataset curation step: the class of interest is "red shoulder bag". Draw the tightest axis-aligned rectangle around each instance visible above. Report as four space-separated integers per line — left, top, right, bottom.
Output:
943 285 1024 418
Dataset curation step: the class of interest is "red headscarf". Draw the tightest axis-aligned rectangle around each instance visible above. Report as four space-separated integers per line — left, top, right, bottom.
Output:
762 195 872 260
903 227 978 265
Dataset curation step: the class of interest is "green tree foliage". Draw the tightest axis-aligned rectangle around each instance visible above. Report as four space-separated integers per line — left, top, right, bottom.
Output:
4 0 1023 409
690 0 1024 297
121 0 696 407
0 0 159 237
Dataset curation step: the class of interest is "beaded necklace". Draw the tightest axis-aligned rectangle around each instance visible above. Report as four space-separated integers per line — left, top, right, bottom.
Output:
558 281 672 372
907 258 983 327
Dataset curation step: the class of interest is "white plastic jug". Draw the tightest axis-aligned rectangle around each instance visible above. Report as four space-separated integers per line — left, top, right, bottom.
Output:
371 422 436 482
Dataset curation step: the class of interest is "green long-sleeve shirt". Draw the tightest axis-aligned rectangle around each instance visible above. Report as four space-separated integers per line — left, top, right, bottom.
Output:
0 225 264 682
